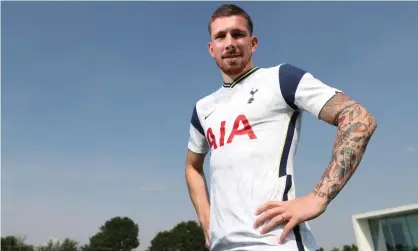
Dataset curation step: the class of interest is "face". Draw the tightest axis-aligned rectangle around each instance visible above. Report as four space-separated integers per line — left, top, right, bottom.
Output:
208 15 258 76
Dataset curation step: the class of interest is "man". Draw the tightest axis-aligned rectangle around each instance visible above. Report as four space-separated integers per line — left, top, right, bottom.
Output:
185 4 377 251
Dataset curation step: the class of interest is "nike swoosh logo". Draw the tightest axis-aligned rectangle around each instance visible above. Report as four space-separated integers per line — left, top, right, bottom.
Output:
205 110 215 120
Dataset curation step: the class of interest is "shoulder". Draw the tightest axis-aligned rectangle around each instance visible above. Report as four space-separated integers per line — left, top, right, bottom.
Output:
255 63 308 85
194 88 222 113
260 63 309 109
276 63 309 87
190 87 223 124
256 63 307 76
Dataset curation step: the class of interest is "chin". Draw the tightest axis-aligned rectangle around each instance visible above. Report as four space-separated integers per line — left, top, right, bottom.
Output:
215 57 248 75
219 60 244 72
222 64 246 75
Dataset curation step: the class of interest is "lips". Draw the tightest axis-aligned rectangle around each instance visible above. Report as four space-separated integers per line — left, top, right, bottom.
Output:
223 55 241 59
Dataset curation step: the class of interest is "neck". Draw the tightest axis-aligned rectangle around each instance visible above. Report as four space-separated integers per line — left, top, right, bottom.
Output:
222 62 254 83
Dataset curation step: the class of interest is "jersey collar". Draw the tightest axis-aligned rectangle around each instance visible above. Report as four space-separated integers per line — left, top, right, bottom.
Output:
223 66 260 88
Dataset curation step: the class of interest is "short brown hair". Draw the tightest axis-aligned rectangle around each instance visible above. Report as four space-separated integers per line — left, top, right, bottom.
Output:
208 4 254 35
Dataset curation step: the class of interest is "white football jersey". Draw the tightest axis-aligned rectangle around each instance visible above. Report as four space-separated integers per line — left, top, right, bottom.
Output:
188 63 341 251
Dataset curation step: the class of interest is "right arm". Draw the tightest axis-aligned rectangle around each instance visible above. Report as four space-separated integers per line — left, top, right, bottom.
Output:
185 150 210 226
186 105 211 241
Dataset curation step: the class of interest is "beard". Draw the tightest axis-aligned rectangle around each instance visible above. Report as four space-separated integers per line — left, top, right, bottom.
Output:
215 55 251 76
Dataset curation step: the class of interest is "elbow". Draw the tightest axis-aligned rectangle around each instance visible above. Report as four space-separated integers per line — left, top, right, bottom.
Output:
363 112 377 137
356 104 377 135
185 163 194 176
185 162 204 175
368 113 378 133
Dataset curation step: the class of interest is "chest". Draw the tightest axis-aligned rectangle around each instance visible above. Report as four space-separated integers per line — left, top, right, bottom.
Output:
201 80 281 150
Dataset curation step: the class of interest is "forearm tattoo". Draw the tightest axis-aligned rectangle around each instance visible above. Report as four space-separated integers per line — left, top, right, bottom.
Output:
313 94 377 202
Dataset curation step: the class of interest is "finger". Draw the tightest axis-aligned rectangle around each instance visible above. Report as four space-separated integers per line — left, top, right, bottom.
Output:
255 201 283 215
260 213 289 234
254 207 285 228
205 238 210 249
254 206 285 228
280 218 298 243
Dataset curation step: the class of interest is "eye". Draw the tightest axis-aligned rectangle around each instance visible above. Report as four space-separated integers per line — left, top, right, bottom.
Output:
231 31 246 38
215 33 226 39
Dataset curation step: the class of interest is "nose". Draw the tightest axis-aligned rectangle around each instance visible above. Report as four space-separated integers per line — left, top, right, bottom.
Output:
225 33 236 50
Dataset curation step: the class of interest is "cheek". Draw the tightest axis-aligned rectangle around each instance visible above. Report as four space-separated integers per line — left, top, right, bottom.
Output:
238 41 251 52
212 45 223 56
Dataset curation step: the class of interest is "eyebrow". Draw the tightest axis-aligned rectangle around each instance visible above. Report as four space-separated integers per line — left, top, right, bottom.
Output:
213 28 247 37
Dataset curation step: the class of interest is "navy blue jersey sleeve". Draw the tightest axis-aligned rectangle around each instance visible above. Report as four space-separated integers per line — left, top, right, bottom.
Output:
191 106 205 136
278 63 342 118
279 63 307 110
188 105 209 154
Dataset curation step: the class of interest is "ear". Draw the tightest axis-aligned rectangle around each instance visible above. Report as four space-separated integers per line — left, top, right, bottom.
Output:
250 36 258 53
208 41 215 58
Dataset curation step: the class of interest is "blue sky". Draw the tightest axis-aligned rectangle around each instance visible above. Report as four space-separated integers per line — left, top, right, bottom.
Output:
2 1 418 250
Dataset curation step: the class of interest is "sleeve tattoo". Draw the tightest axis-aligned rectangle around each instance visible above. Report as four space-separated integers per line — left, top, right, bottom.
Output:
313 92 377 202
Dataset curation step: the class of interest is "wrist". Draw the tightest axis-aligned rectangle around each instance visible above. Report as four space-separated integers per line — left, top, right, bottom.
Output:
309 192 330 208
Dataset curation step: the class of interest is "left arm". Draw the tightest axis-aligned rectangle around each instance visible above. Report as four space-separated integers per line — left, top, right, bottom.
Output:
254 64 378 242
312 92 377 205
